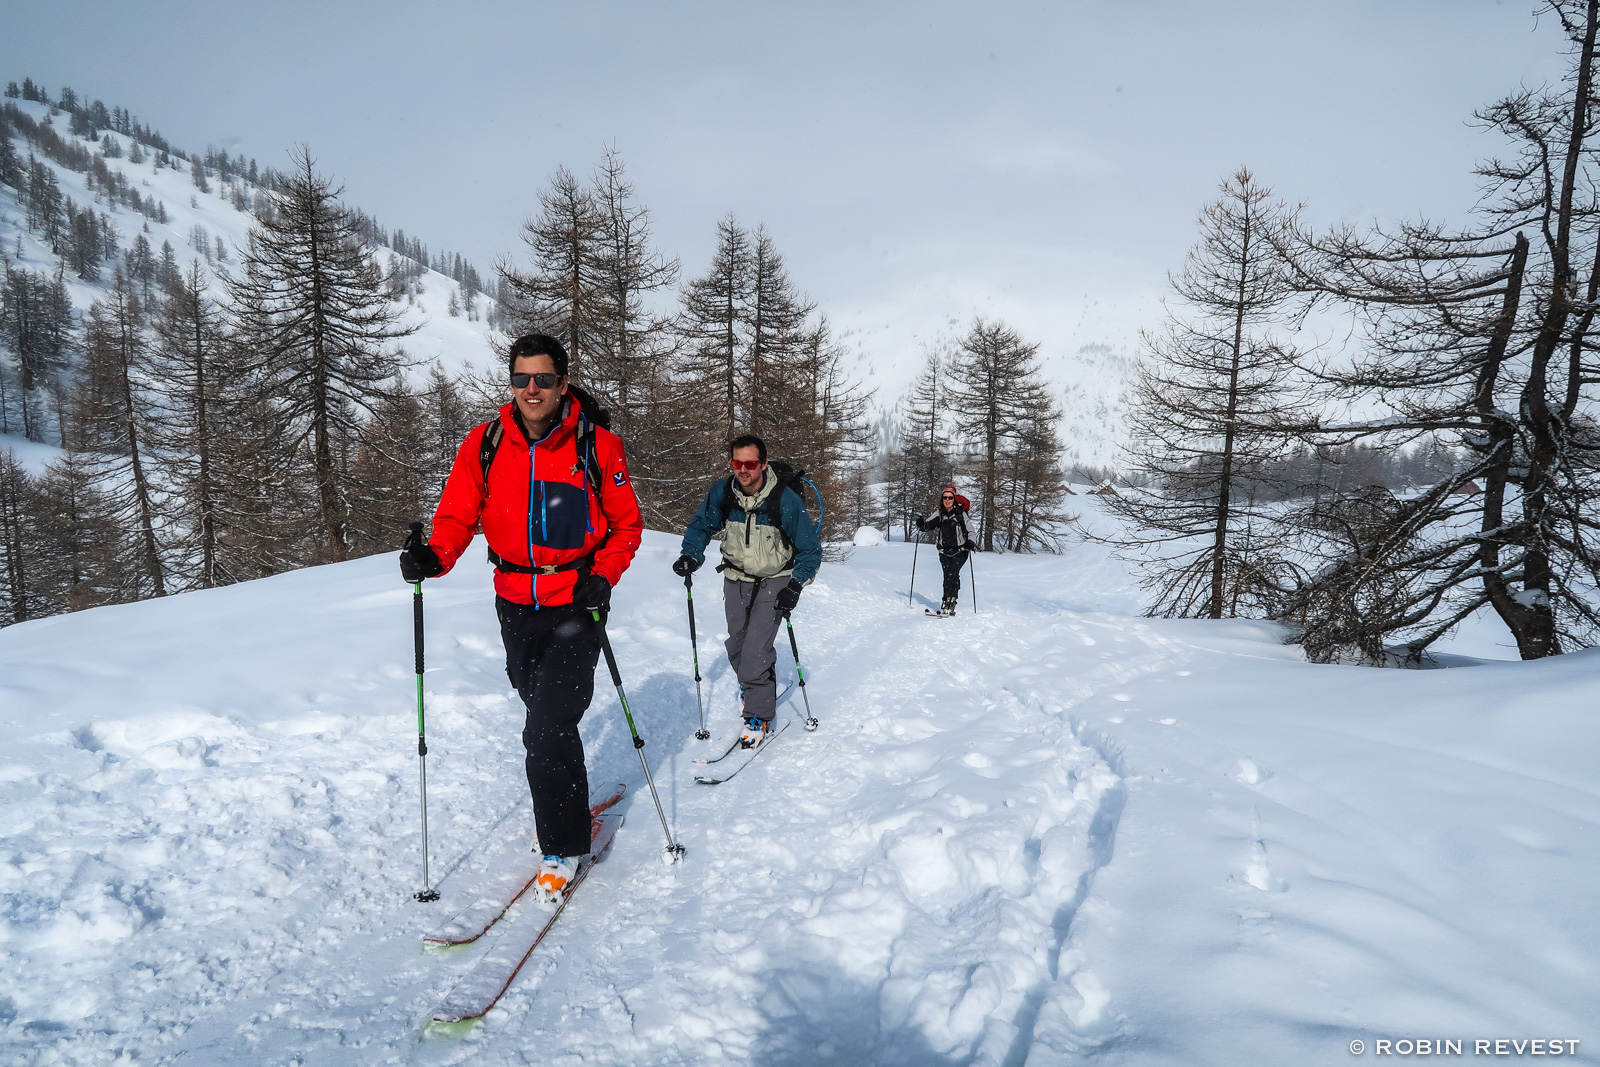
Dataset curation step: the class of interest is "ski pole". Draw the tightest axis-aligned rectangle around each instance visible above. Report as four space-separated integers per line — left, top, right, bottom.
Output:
968 551 978 614
408 522 440 903
783 614 820 731
683 575 709 740
592 610 686 861
908 532 921 608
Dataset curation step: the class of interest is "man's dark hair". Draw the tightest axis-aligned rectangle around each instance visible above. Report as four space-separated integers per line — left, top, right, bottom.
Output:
507 333 569 377
728 434 767 462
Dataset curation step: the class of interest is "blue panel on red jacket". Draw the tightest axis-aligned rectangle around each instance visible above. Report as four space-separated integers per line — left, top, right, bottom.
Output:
533 481 590 549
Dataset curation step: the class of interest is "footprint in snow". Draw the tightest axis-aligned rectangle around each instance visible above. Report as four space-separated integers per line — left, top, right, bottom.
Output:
1243 807 1285 892
1235 758 1269 786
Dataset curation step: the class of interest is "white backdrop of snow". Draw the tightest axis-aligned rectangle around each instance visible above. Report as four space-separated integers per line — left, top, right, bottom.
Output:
1 499 1595 1065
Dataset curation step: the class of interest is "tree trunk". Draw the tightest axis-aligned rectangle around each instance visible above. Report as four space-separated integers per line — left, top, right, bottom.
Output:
1209 202 1254 619
307 218 346 562
114 296 165 597
1477 234 1537 653
191 305 216 588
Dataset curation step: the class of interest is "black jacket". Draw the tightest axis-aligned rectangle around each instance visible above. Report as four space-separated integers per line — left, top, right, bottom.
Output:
916 505 974 555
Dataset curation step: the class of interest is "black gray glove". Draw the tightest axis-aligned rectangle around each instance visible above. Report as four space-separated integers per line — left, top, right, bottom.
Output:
775 579 804 615
399 529 444 583
672 555 699 577
573 573 612 613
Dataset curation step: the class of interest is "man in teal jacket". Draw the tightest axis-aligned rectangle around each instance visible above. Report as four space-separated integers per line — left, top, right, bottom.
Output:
674 434 822 746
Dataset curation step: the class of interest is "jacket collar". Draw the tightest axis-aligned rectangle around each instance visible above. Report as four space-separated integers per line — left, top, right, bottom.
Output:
500 397 581 447
733 469 776 509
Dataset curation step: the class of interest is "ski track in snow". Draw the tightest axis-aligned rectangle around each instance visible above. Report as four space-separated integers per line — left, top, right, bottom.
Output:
4 523 1599 1065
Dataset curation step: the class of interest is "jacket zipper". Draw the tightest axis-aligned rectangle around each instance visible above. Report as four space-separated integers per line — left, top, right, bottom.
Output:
528 442 538 609
526 416 563 610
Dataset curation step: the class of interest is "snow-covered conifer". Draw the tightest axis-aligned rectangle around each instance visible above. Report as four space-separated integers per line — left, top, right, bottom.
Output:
75 271 166 597
226 145 415 562
947 317 1068 552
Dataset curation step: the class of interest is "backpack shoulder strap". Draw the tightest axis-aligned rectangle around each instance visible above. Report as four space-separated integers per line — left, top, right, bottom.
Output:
576 410 604 488
765 484 791 551
478 419 504 485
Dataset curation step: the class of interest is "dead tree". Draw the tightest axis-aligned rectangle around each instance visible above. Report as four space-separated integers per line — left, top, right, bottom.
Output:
1100 168 1306 618
1279 0 1600 659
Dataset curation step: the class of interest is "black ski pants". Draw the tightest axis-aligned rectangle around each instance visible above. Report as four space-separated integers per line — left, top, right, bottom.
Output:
496 597 598 858
939 549 968 603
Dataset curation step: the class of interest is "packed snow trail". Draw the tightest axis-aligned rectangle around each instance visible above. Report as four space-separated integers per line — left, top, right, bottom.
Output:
3 520 1597 1065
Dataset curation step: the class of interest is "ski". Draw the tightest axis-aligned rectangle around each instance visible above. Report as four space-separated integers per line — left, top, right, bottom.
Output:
422 783 626 948
693 733 745 765
692 682 796 764
924 609 953 618
695 718 792 784
427 813 623 1023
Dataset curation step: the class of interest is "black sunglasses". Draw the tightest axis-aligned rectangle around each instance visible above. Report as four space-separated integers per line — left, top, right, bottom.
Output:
510 372 561 390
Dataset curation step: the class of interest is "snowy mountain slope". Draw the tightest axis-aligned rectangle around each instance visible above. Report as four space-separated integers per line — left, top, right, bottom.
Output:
0 98 501 390
850 331 1134 472
2 511 1596 1065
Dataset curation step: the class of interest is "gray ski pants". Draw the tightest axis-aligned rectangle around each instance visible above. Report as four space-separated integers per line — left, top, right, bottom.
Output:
723 576 786 722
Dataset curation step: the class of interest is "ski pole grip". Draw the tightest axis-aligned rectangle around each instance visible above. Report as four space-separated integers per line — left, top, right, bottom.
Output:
413 586 424 675
408 522 426 675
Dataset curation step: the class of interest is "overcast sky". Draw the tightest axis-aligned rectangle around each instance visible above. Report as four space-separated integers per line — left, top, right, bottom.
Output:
0 1 1572 374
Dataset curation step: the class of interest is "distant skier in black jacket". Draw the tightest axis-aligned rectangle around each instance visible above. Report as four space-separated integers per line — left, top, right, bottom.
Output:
916 485 975 615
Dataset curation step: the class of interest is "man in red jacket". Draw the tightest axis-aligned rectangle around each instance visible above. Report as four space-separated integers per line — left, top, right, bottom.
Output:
398 333 643 900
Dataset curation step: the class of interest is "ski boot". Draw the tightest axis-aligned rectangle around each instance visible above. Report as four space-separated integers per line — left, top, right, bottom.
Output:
739 716 770 749
534 854 577 903
941 596 958 616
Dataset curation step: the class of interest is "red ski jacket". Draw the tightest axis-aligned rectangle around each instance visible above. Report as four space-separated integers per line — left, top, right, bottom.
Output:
428 398 643 607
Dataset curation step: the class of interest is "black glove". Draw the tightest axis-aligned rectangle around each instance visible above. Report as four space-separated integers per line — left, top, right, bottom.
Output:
399 530 444 583
774 579 804 615
672 555 700 577
573 573 612 613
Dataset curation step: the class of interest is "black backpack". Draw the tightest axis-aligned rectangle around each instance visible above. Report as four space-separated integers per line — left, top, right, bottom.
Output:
717 460 819 556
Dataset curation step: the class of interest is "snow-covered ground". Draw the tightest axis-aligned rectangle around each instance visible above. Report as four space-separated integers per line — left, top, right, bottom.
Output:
2 503 1596 1065
0 434 62 476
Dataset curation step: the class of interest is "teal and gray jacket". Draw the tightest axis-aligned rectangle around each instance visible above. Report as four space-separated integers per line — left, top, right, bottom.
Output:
680 472 822 584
